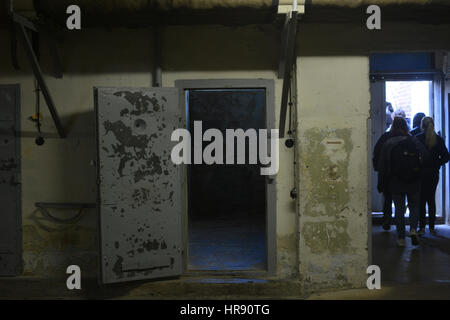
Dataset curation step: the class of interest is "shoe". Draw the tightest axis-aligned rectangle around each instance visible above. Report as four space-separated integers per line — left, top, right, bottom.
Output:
410 229 419 246
397 239 405 247
418 228 425 236
430 228 437 236
382 223 391 231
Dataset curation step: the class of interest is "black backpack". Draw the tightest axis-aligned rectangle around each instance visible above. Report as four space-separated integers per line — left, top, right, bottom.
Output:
390 137 422 183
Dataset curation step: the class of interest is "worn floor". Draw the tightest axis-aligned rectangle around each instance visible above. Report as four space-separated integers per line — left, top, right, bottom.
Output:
188 215 266 271
1 225 450 299
373 224 450 284
309 224 450 300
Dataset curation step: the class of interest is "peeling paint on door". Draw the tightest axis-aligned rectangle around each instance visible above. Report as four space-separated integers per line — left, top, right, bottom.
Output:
95 87 183 284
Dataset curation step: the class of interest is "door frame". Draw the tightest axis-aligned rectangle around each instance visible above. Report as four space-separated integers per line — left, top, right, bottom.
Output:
175 79 277 277
369 79 386 213
0 84 22 276
369 72 447 224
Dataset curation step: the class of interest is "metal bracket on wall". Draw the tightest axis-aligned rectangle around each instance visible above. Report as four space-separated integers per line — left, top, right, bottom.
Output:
10 9 66 138
278 10 298 138
35 203 96 224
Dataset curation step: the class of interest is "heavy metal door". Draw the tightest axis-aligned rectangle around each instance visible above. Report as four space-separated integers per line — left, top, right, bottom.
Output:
0 85 22 276
95 87 184 284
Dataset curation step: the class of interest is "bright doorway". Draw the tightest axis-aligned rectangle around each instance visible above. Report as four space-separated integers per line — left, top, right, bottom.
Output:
371 78 445 221
385 80 432 131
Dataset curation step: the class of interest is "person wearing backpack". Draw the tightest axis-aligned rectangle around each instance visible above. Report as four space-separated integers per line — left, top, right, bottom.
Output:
416 117 450 236
378 117 429 247
373 110 407 231
373 130 394 231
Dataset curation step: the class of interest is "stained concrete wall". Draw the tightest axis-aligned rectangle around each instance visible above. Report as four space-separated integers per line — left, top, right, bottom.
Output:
0 28 157 277
1 18 449 293
0 25 298 279
296 56 370 291
295 21 450 293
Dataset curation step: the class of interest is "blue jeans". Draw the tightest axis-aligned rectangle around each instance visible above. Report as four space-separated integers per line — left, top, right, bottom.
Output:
392 191 420 239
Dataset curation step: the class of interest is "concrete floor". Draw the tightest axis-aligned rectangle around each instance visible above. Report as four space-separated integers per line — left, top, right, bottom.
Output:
309 224 450 300
372 224 450 285
1 225 450 299
188 215 266 271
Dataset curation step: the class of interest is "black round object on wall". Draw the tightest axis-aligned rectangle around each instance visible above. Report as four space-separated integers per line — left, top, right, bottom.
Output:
35 136 45 146
290 188 298 200
285 138 294 148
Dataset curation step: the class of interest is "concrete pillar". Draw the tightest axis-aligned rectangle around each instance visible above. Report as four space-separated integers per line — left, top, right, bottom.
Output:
296 56 371 291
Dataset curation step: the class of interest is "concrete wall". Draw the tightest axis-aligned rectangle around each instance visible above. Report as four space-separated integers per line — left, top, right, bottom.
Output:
0 25 298 279
294 21 450 293
296 56 370 291
293 21 450 293
0 28 157 277
1 18 449 293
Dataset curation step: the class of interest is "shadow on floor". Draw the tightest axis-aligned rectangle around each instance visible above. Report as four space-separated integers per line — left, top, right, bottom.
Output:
307 225 450 300
373 224 450 286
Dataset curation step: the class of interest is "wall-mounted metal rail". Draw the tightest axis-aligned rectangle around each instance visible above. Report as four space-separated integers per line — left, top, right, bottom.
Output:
8 1 66 138
278 9 298 138
35 203 96 224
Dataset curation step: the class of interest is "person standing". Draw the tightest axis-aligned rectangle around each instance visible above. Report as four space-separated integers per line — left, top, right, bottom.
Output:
410 112 426 136
373 109 407 231
378 117 428 247
416 117 450 236
386 102 394 130
374 131 393 230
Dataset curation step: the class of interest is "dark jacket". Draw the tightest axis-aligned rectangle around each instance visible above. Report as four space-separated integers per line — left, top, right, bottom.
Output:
373 131 391 172
372 125 424 169
410 127 422 137
378 134 429 194
416 133 450 170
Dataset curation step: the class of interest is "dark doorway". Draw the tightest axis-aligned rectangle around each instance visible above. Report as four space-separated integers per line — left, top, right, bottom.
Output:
186 88 267 271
